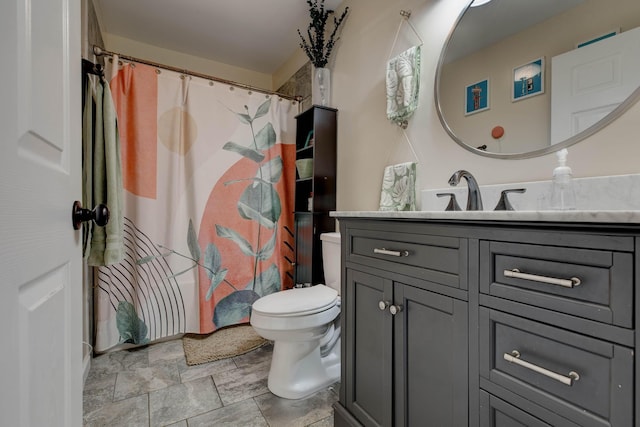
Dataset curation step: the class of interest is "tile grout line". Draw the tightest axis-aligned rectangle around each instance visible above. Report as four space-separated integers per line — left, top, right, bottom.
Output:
252 395 272 427
146 392 151 427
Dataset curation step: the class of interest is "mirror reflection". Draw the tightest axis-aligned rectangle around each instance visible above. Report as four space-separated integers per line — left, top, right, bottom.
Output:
436 0 640 158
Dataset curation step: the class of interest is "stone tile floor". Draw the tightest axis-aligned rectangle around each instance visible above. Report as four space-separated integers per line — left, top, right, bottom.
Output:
83 339 338 426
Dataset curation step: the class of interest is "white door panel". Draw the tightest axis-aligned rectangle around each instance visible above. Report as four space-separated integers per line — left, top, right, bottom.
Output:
1 0 82 425
551 26 640 144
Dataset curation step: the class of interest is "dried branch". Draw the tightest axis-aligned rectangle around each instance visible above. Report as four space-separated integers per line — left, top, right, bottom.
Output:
297 0 349 68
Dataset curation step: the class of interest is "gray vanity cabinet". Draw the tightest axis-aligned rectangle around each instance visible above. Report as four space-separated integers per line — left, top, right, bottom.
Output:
334 216 638 427
478 230 635 427
336 220 469 427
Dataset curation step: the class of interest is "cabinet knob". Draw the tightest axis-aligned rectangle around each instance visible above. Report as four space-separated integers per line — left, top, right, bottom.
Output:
378 300 390 311
389 304 403 315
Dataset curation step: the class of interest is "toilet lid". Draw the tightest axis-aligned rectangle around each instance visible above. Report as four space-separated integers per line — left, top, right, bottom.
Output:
252 285 338 317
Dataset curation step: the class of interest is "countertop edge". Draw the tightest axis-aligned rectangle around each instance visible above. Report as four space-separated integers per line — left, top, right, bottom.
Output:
330 210 640 224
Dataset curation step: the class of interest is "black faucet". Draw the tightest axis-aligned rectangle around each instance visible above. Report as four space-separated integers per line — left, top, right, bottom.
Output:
448 170 483 211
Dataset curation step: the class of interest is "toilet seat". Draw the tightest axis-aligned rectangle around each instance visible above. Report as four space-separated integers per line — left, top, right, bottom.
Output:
252 285 338 317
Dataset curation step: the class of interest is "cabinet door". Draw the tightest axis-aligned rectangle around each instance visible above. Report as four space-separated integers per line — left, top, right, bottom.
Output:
345 268 393 427
394 283 469 426
294 213 312 285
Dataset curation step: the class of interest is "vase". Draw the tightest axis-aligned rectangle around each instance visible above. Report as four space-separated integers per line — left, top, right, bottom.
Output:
312 67 331 107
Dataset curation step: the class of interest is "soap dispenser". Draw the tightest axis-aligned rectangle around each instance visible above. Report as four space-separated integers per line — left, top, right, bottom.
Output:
549 148 576 210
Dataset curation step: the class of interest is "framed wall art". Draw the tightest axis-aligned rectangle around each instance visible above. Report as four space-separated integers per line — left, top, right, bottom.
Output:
465 78 489 115
513 57 544 101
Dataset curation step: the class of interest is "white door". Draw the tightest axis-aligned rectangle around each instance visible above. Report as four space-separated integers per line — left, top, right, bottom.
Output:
551 26 640 144
0 0 82 426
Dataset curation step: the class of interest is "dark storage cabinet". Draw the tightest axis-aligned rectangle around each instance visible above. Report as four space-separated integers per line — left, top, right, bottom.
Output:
293 106 336 286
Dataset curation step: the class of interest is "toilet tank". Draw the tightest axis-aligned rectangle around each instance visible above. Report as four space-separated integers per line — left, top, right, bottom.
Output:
320 232 341 293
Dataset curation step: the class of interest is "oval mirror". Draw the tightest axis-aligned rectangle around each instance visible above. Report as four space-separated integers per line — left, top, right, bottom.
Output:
435 0 640 159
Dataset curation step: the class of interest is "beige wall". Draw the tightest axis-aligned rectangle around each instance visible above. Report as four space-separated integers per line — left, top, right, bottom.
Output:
103 33 273 90
89 0 640 213
331 0 640 211
273 48 309 92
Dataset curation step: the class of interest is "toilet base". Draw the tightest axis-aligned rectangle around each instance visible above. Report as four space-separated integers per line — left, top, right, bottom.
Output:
267 337 340 399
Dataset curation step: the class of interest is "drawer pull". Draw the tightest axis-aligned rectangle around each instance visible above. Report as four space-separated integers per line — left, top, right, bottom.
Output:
373 248 410 257
503 350 580 386
503 269 581 288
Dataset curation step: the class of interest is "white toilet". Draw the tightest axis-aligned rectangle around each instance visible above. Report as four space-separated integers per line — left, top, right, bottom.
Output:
250 232 341 399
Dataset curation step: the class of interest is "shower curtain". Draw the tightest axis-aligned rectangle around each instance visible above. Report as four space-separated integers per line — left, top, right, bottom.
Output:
93 61 297 352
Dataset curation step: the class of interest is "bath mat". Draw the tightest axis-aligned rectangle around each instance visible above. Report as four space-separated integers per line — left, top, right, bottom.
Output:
182 324 268 366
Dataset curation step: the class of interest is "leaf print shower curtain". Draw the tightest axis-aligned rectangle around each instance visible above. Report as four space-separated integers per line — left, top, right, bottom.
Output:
93 62 297 352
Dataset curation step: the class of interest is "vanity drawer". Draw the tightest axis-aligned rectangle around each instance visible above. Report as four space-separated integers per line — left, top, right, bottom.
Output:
481 396 551 427
480 308 633 427
347 228 465 289
480 241 633 328
480 388 589 427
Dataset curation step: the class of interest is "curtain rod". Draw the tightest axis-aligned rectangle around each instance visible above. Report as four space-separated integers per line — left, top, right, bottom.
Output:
92 45 302 102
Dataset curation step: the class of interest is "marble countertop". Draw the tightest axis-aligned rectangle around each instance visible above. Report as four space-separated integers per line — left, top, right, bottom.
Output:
331 210 640 223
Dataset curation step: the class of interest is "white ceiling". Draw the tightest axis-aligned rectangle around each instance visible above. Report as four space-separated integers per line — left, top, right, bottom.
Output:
93 0 343 74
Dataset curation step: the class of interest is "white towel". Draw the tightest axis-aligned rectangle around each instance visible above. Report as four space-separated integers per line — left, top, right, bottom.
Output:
386 46 421 126
379 162 417 211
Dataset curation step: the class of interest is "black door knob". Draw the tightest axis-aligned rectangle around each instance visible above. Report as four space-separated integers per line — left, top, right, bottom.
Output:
72 201 110 230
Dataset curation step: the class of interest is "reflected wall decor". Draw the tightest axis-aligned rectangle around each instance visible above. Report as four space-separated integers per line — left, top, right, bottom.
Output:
513 57 544 101
465 78 489 115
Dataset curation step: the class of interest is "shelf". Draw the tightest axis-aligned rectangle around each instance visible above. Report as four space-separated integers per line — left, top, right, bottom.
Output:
296 146 314 155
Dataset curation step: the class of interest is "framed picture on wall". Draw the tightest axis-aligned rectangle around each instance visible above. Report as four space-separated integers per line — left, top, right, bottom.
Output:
513 57 544 102
464 78 490 115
